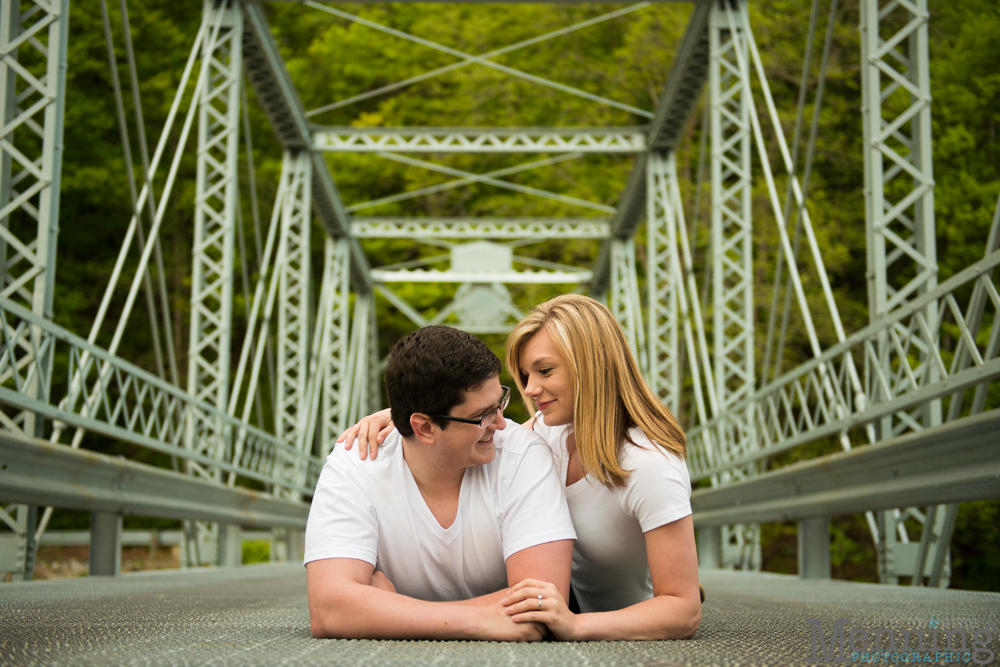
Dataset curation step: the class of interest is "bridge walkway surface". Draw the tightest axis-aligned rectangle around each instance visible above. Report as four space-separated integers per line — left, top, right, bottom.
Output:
2 565 998 666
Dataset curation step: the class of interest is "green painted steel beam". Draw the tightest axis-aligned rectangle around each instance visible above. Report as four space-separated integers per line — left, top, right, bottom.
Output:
691 408 1000 527
591 1 710 294
242 4 373 291
266 0 702 4
0 431 309 529
313 127 648 153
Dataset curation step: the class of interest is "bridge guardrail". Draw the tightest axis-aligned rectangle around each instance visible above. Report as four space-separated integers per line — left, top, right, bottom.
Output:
0 430 309 528
688 248 1000 481
0 298 322 498
691 407 1000 525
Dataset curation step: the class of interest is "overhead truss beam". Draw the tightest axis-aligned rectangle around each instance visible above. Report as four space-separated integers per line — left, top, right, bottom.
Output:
591 1 711 293
314 128 647 153
242 4 371 291
269 0 702 4
351 217 610 239
371 269 591 284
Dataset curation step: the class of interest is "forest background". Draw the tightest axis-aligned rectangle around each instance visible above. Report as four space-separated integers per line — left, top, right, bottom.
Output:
19 0 999 588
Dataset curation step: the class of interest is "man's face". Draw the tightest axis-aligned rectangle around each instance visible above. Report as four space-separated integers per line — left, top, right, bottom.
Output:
431 376 507 469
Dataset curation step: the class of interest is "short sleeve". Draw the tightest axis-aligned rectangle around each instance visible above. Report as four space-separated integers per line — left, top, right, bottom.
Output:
303 446 380 566
619 436 692 533
498 432 577 561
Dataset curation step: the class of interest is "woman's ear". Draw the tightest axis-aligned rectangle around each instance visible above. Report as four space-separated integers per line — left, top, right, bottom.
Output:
409 413 436 446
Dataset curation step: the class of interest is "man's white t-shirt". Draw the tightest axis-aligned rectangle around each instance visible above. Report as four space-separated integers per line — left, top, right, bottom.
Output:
532 414 692 613
304 422 577 602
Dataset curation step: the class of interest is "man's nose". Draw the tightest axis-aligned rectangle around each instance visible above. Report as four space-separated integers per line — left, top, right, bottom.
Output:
490 410 506 430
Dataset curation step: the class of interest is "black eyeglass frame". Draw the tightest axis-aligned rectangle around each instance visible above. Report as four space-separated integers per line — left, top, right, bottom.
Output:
427 386 511 428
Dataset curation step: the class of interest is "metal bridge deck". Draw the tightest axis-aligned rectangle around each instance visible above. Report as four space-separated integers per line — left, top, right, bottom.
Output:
2 564 998 666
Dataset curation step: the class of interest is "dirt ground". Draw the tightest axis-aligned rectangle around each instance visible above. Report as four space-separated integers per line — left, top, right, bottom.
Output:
31 545 181 580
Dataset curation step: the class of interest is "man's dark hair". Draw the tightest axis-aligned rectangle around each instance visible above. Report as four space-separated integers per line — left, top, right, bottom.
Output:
385 326 500 437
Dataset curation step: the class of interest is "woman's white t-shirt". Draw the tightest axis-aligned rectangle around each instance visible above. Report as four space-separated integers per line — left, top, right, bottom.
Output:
532 414 692 613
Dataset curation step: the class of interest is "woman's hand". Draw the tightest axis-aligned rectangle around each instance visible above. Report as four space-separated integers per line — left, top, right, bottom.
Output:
336 408 394 459
503 578 580 641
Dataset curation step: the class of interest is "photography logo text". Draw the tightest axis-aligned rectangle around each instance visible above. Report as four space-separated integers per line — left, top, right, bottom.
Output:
806 618 997 665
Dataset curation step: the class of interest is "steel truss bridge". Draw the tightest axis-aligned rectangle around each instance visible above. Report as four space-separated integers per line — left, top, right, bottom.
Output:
1 0 998 591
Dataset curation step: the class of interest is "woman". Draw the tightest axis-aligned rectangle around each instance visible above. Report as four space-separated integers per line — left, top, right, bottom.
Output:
341 294 701 640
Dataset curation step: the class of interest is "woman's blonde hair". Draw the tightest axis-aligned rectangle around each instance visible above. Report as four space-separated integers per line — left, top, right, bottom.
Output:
505 294 686 488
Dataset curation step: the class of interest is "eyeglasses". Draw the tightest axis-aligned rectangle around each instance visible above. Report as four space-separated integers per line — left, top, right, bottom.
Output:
428 386 510 429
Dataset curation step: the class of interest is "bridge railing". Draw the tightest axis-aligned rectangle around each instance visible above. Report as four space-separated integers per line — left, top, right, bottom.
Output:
0 298 322 498
688 247 1000 482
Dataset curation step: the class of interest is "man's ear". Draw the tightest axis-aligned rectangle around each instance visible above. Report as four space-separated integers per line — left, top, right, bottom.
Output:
410 413 437 446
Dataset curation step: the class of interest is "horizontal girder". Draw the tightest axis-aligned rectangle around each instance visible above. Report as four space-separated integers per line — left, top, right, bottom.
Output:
314 128 647 153
267 0 700 3
351 217 610 239
0 431 309 528
371 269 591 283
692 408 1000 526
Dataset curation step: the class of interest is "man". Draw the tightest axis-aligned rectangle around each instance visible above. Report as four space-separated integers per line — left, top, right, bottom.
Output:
305 326 576 641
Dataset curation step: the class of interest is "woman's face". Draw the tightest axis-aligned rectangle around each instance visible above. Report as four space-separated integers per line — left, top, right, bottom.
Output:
518 326 575 427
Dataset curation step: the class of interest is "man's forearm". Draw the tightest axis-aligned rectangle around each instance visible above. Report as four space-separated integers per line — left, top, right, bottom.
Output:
441 536 575 610
311 580 536 641
313 582 475 639
441 588 507 607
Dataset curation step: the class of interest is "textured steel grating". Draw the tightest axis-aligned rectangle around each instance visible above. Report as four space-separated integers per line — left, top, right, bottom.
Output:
2 564 998 667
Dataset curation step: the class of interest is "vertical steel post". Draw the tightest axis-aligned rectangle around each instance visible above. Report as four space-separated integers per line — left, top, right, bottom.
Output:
0 0 68 324
183 0 242 567
219 524 242 568
697 526 722 570
860 0 949 585
318 236 352 455
646 151 681 416
89 512 122 577
367 290 382 412
0 505 34 580
610 237 648 377
276 151 312 453
188 0 242 429
286 528 303 563
710 0 754 438
710 0 759 572
798 517 831 580
0 0 70 582
345 290 370 426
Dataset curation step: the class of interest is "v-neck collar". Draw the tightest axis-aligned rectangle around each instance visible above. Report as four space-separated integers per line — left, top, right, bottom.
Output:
400 461 468 539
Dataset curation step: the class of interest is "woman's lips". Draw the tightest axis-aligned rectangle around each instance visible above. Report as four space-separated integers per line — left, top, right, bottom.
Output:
537 400 554 411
